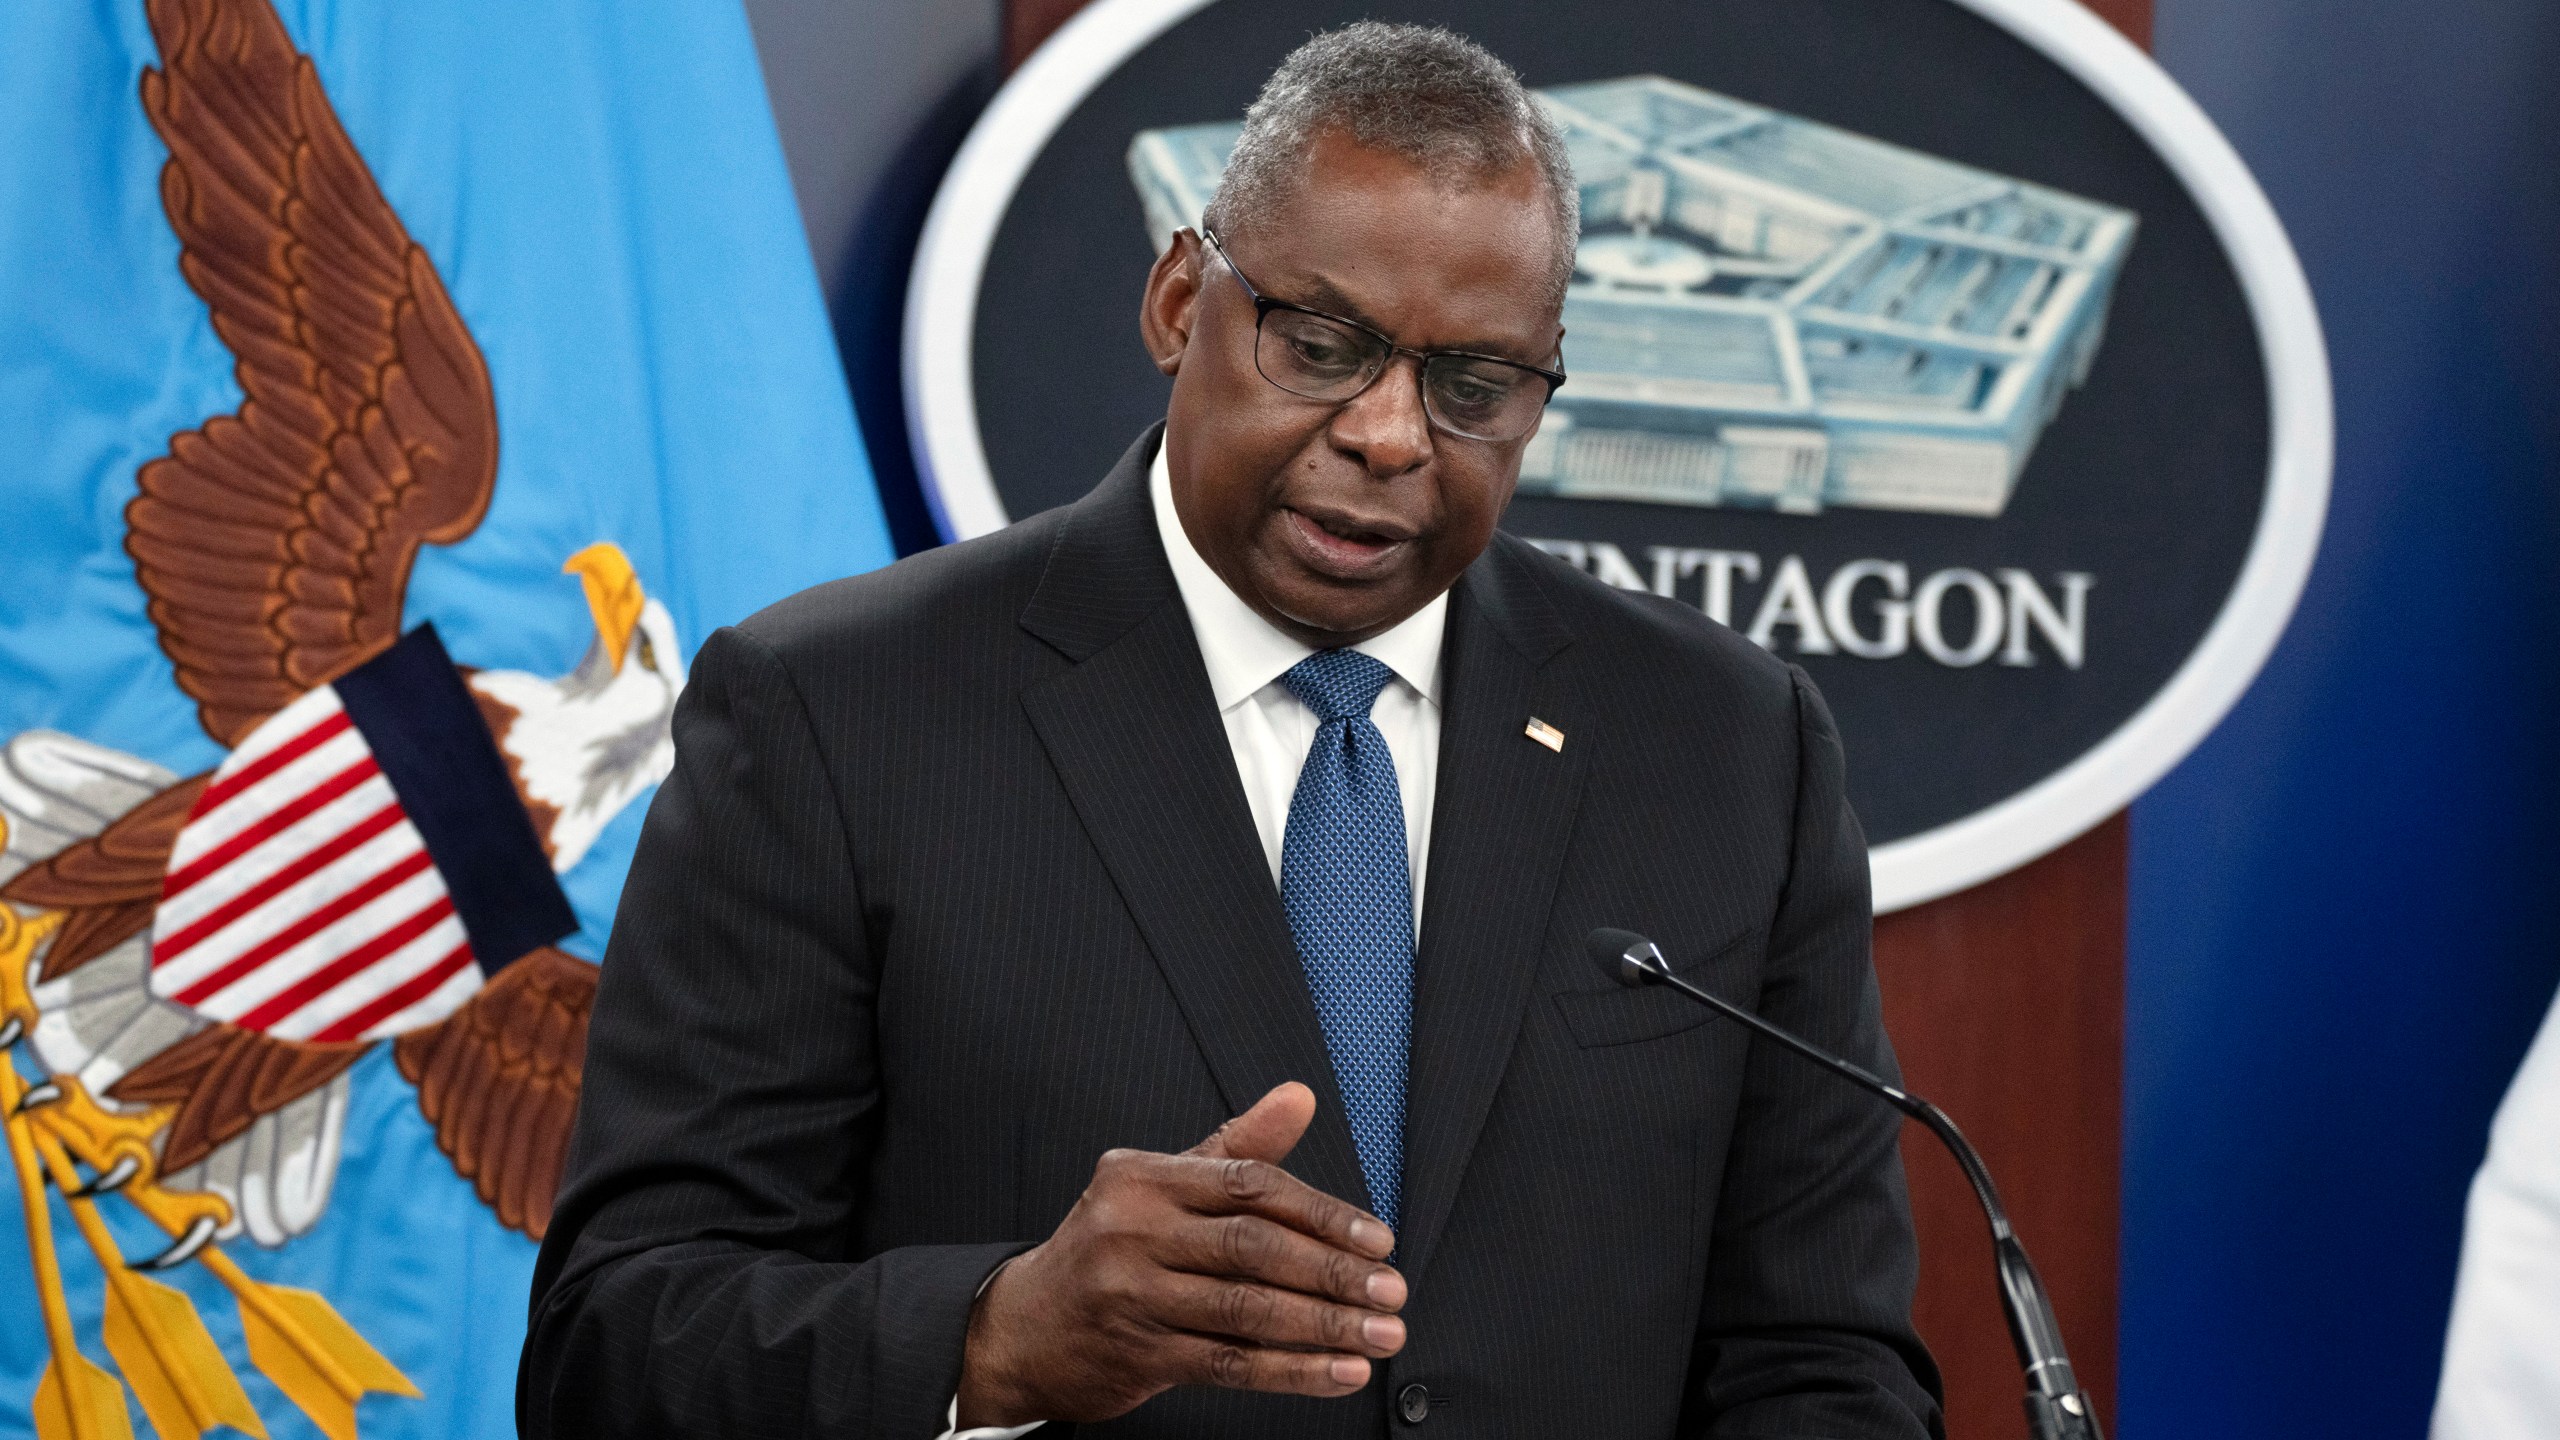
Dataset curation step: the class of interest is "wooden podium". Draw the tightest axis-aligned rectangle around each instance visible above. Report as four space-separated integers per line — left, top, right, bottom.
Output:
992 4 2153 1432
1878 817 2127 1436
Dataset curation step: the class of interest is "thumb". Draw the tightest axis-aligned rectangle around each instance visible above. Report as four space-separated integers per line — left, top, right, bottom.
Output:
1190 1081 1317 1164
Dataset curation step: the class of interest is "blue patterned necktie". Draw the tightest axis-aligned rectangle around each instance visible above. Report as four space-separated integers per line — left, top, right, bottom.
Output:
1279 649 1414 1233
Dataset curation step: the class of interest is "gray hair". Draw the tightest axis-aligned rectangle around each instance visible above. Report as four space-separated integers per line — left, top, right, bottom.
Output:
1203 22 1579 308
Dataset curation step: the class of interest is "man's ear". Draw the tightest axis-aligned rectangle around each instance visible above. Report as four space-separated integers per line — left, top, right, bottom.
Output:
1138 227 1204 377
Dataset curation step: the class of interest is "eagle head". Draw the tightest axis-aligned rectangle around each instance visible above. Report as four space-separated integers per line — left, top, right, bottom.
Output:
469 542 685 874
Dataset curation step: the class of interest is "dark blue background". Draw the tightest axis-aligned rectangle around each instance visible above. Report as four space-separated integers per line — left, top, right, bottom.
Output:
748 0 2560 1431
2131 0 2560 1432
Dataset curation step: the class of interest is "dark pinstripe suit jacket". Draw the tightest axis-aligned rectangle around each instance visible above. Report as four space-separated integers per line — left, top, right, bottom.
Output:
520 429 1943 1439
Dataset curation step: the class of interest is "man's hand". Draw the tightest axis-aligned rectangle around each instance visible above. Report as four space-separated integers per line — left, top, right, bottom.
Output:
954 1082 1407 1427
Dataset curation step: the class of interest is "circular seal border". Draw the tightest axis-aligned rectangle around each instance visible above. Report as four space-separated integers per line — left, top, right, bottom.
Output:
904 0 2333 913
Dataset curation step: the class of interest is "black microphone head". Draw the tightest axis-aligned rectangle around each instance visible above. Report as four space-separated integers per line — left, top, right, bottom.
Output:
1586 928 1666 987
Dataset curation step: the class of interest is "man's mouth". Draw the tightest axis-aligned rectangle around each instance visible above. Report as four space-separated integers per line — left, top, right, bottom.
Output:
1282 507 1415 580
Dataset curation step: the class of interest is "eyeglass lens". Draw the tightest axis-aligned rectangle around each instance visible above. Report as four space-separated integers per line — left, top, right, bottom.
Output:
1254 307 1551 444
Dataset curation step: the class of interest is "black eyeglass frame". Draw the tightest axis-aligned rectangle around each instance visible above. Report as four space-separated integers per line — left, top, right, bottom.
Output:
1200 228 1566 441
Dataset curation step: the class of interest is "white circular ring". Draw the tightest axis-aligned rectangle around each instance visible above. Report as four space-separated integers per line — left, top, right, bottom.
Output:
904 0 2332 913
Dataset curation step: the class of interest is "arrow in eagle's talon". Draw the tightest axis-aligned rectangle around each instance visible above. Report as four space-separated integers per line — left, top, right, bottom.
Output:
13 1079 63 1113
70 1152 141 1197
137 1214 219 1271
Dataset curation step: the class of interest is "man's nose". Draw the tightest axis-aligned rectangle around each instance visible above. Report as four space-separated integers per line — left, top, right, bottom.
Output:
1328 355 1433 478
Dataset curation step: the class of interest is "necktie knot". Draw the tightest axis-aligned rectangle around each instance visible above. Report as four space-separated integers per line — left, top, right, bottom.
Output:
1284 649 1397 723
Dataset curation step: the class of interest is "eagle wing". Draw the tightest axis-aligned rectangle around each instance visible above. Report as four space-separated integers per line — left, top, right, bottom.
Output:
110 1023 370 1180
128 0 499 749
3 771 205 982
4 732 354 1245
393 946 595 1240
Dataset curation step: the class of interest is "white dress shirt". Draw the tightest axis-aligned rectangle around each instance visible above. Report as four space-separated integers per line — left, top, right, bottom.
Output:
938 442 1447 1439
1150 442 1445 918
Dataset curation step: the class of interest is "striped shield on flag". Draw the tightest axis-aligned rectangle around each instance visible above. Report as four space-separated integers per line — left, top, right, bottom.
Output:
147 625 577 1042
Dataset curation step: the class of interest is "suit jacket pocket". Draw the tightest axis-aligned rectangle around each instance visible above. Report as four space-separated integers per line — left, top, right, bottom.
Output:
1551 929 1762 1048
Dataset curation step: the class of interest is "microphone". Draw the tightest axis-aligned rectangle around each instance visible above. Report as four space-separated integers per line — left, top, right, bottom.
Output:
1587 928 2103 1440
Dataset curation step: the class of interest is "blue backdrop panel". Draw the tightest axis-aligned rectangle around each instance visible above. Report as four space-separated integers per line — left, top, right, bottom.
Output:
2130 1 2560 1434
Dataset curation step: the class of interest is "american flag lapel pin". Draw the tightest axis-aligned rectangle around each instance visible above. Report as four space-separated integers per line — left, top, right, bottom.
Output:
1524 717 1565 753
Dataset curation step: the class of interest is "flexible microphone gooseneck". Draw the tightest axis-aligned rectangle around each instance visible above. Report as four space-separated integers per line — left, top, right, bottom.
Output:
1585 928 2103 1440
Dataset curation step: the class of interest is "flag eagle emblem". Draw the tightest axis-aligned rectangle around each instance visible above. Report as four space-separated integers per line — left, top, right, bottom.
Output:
1 0 689 1432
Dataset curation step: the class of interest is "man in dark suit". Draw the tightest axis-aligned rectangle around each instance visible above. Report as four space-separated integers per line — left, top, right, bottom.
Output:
522 22 1941 1439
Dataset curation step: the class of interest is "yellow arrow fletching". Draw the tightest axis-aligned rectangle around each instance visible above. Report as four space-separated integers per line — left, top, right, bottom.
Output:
263 1286 416 1397
103 1270 265 1440
22 1113 262 1440
33 1352 136 1440
236 1282 419 1440
235 1300 355 1440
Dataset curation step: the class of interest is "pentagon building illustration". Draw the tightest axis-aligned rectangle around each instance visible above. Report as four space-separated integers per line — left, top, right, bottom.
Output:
1128 76 2138 518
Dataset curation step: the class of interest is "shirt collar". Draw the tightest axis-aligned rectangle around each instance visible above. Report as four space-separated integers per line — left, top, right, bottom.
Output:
1151 438 1446 712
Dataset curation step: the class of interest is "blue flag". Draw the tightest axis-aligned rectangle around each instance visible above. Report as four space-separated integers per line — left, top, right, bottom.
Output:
0 0 889 1435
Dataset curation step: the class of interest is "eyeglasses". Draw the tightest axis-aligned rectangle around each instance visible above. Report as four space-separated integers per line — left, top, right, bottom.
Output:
1202 229 1565 445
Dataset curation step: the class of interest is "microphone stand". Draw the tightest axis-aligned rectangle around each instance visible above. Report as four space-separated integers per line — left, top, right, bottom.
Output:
1589 930 2103 1440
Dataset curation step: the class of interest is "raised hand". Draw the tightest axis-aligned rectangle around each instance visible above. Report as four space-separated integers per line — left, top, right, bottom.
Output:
954 1082 1407 1427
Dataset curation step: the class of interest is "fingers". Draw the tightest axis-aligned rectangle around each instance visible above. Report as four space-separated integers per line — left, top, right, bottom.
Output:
976 1114 1415 1425
1167 1212 1405 1310
1164 1147 1396 1261
1190 1082 1317 1165
1165 1334 1375 1398
1178 1085 1395 1260
1155 1272 1407 1357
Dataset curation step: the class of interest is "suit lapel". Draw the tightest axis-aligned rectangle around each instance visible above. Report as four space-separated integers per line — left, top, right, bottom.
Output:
1396 538 1586 1282
1017 429 1368 1208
